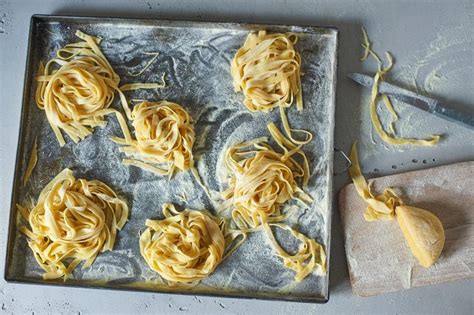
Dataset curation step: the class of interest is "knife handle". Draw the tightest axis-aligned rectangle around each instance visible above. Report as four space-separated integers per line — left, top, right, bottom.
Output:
433 103 474 131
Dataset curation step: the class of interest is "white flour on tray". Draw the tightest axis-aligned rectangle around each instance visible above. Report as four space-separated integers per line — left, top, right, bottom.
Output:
10 19 336 300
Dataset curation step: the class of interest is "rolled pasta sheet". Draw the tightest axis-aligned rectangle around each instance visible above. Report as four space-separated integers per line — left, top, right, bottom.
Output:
348 142 445 268
140 203 244 284
18 168 129 280
231 30 303 112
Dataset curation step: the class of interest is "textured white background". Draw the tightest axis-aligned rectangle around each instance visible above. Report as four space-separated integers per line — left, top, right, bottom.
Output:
0 0 473 314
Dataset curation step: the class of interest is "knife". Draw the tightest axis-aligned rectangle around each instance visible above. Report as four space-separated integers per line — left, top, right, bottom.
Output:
348 73 474 131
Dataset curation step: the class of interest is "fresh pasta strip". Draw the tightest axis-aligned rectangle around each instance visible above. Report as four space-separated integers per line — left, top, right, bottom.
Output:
128 52 160 77
18 168 129 280
36 30 165 146
22 137 38 186
348 142 398 221
263 223 326 281
360 28 440 146
231 30 303 112
140 203 245 284
223 122 325 281
360 27 372 61
348 143 445 267
111 101 209 196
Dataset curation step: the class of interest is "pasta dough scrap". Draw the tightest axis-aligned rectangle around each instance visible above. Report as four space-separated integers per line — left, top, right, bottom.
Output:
360 28 440 146
222 123 326 281
231 30 303 112
348 143 445 267
140 203 244 284
396 205 445 268
36 30 165 146
18 168 129 280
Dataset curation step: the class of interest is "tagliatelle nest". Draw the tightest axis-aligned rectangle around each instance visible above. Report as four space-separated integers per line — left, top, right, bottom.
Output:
223 123 311 231
35 30 164 147
140 203 244 284
221 123 326 281
18 169 129 280
231 30 303 113
112 101 195 176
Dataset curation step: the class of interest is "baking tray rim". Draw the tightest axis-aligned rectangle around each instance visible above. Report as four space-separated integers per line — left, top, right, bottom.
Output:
4 13 338 304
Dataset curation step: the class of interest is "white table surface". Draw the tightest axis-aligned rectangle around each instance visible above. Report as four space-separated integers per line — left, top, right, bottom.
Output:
0 0 473 314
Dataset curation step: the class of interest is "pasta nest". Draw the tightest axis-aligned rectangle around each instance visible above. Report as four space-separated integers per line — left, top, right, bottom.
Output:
223 134 311 230
231 30 303 112
140 203 231 283
36 31 121 146
114 101 195 176
222 131 326 281
18 169 128 280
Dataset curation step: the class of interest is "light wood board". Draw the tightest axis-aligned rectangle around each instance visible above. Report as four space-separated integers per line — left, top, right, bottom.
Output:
338 161 474 297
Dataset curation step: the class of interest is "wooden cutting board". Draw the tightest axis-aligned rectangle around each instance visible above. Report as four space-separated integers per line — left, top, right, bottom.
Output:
338 161 474 297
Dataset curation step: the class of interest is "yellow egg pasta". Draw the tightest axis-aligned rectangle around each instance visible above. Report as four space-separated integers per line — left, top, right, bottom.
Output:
18 168 129 280
35 30 165 146
112 101 195 176
264 223 326 281
111 101 209 196
348 142 445 267
222 122 326 281
223 134 311 231
140 203 244 284
359 28 440 146
22 137 38 186
231 30 303 112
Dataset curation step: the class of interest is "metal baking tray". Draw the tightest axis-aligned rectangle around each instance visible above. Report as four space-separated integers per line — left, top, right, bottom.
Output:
5 14 338 303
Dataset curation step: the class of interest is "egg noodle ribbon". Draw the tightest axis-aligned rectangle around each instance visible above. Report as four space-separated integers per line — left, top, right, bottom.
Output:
359 27 440 146
111 100 210 197
231 30 303 113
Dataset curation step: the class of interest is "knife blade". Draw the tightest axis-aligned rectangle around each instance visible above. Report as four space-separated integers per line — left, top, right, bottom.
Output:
348 72 474 131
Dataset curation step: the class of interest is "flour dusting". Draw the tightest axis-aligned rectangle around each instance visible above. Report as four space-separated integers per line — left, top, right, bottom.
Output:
7 18 337 302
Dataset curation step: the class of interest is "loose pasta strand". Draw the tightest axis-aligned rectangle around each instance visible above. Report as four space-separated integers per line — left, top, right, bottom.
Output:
222 121 325 281
360 29 440 146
